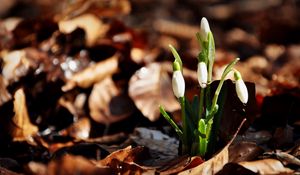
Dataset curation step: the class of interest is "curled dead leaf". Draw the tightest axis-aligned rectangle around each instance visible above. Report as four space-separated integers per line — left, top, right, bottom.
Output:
97 146 147 166
58 14 109 46
89 77 134 124
238 159 294 175
11 88 38 141
62 54 119 91
128 62 180 121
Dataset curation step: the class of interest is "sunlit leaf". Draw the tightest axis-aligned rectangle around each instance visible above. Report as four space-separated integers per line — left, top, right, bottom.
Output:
58 14 109 46
11 88 38 141
129 62 180 121
239 159 294 175
62 54 119 91
89 77 134 124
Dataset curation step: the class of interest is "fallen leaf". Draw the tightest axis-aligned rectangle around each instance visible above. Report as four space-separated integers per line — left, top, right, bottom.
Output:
239 159 294 175
97 146 147 166
56 0 131 20
178 119 246 175
109 158 155 175
58 14 109 46
48 154 112 175
0 75 11 106
158 156 204 175
130 127 178 166
88 77 134 124
58 117 91 140
229 141 263 163
216 163 257 175
264 150 300 167
11 18 58 49
27 161 47 175
128 62 180 121
1 50 30 82
62 54 119 91
51 142 109 161
11 88 38 141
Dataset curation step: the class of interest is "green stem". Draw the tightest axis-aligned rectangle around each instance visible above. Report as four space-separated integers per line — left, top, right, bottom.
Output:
198 88 205 119
210 58 239 117
198 119 207 157
179 97 188 154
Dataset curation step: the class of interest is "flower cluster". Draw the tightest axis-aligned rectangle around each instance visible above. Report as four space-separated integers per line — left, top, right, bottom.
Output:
160 17 248 157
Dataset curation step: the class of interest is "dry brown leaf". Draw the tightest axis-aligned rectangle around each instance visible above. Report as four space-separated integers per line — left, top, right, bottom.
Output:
58 117 91 140
178 119 246 175
238 159 294 175
1 50 31 83
0 75 11 106
128 62 180 121
48 154 112 175
62 54 119 91
27 161 48 175
56 0 131 21
229 141 263 163
130 127 178 166
97 146 146 166
11 88 38 141
158 156 204 175
88 77 134 124
264 150 300 167
58 13 109 46
109 158 155 175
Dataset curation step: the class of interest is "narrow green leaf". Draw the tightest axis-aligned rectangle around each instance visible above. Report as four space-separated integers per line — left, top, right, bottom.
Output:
198 119 206 135
159 105 183 140
169 45 182 70
207 32 215 82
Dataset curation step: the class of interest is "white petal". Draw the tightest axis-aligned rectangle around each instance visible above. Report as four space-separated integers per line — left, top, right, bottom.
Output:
235 79 248 104
172 71 185 98
200 17 211 41
197 62 208 88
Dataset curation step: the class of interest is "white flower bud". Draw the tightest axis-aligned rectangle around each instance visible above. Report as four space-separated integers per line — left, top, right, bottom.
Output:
235 79 248 104
172 70 185 98
197 62 208 88
200 17 211 41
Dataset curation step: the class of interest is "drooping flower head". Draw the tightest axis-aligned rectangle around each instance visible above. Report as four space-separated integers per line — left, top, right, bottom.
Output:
234 70 248 104
169 45 185 98
197 62 208 88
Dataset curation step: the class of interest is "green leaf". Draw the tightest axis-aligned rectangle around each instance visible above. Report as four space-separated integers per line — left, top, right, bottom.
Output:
159 105 183 140
169 45 182 70
198 119 206 135
221 58 240 80
207 32 215 82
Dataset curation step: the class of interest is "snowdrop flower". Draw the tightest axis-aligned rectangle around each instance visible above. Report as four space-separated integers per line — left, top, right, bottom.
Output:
197 62 208 88
172 62 185 98
234 71 248 104
200 17 211 42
